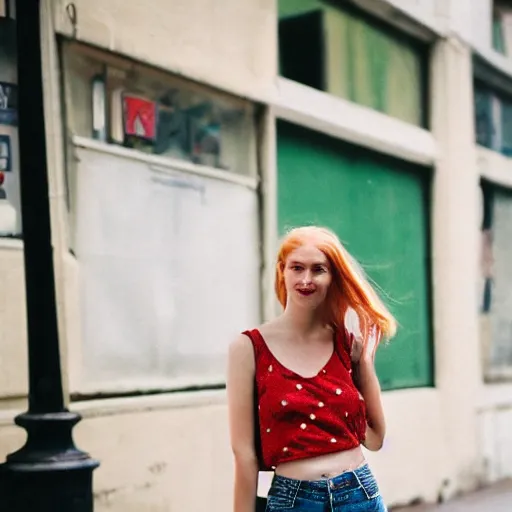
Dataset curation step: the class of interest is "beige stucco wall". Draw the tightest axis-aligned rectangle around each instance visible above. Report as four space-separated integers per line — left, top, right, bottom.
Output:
377 0 491 48
70 383 512 511
0 243 28 399
73 392 232 512
67 388 449 511
53 0 277 102
2 385 511 511
0 416 26 460
477 382 512 483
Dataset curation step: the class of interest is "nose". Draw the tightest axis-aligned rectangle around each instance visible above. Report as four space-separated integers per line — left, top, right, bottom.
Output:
302 271 312 285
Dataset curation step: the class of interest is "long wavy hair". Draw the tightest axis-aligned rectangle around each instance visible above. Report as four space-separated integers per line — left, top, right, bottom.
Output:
275 226 397 342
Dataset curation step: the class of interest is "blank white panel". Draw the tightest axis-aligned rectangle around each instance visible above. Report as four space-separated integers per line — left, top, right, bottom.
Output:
74 147 260 389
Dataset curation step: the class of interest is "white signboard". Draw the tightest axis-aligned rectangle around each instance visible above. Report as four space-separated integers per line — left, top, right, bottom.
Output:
74 146 261 390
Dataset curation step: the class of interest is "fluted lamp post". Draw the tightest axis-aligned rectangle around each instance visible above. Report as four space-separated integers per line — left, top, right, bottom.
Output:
0 1 99 510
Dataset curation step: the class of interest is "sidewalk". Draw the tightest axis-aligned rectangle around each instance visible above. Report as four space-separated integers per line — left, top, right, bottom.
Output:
392 480 512 512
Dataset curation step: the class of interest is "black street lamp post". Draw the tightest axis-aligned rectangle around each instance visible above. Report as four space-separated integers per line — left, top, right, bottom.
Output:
0 1 99 510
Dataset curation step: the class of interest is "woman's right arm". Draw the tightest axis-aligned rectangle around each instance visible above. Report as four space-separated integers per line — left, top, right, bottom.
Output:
227 334 259 512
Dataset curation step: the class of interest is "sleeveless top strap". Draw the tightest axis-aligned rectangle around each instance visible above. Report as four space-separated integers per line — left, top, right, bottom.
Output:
242 328 269 363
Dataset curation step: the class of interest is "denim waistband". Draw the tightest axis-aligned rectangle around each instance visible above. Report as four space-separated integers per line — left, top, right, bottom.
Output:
271 463 379 499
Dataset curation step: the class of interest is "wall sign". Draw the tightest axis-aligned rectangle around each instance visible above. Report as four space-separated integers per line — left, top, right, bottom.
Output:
123 94 156 141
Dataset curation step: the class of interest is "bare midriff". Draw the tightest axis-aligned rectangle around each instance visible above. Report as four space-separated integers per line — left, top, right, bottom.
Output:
274 446 366 481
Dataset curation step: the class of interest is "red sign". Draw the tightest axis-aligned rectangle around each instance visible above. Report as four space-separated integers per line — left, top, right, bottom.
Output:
123 94 157 140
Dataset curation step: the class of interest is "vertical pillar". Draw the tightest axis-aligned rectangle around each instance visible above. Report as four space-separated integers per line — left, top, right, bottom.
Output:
430 36 482 495
260 106 279 322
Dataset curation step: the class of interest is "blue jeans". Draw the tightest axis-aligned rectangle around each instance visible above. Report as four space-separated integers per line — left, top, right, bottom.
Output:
266 463 387 511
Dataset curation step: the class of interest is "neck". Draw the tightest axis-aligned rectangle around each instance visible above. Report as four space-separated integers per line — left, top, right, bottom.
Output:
281 303 327 336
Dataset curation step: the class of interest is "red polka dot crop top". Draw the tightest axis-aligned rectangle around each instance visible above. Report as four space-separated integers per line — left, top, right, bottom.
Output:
243 328 367 470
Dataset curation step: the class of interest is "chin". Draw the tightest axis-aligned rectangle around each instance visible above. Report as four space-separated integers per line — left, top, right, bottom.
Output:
293 296 325 310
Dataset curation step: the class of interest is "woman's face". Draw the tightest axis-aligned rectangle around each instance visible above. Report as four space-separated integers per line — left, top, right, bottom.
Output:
283 244 332 310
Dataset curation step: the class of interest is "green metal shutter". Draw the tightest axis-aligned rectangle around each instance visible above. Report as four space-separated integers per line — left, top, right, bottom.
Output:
277 122 433 390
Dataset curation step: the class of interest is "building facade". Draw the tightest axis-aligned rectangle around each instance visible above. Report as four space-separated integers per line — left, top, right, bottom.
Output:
0 0 512 510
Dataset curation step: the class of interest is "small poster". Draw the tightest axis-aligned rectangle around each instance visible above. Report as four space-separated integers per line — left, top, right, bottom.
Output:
0 135 11 172
0 82 18 126
123 94 157 141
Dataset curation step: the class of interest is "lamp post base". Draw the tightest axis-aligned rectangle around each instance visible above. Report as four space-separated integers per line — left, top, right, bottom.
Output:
0 411 99 512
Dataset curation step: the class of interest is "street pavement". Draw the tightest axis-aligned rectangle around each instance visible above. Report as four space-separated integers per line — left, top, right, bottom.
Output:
391 480 512 512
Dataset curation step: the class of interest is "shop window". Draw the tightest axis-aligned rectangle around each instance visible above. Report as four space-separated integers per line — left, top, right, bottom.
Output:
480 182 512 381
278 1 429 127
61 42 257 176
474 81 512 157
60 42 261 393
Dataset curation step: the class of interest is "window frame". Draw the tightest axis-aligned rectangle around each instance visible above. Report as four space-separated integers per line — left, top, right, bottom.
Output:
59 40 259 178
58 42 266 397
480 179 512 383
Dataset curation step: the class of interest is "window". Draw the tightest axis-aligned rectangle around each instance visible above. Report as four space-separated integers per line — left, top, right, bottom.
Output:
492 2 512 55
0 0 15 19
61 43 262 393
474 81 512 157
61 42 257 176
0 9 20 237
480 181 512 381
278 122 433 390
493 12 506 55
278 1 429 127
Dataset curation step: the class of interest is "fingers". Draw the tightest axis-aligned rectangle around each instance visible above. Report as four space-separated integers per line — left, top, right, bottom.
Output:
351 335 364 363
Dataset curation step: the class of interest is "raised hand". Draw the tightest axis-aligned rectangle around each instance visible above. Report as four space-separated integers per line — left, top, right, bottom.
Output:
351 325 382 365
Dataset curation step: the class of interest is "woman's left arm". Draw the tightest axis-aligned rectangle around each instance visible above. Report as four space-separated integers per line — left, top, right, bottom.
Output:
355 359 385 451
352 327 385 451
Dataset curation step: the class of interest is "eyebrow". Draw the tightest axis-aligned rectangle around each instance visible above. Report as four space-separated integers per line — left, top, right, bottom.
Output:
288 260 329 267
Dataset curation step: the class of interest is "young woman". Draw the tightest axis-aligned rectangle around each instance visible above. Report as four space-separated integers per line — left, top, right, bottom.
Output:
227 226 396 512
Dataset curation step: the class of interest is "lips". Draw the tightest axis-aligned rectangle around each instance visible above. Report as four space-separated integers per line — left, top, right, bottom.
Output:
297 289 315 296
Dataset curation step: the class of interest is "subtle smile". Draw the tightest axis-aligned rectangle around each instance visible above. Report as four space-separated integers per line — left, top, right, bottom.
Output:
297 289 315 296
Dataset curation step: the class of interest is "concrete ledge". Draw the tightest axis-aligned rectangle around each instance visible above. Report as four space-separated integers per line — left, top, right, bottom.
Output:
477 383 512 412
274 78 438 167
71 389 227 419
0 238 23 251
476 146 512 189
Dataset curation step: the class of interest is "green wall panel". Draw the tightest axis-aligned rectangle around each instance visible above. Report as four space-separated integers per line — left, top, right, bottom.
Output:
277 122 433 390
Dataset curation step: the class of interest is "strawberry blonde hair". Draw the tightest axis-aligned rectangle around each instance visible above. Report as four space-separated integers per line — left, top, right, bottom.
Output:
275 226 397 341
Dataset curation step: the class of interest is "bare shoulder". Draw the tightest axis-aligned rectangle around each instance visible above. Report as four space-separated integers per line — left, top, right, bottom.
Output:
227 333 256 394
228 333 255 370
